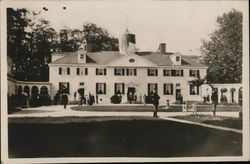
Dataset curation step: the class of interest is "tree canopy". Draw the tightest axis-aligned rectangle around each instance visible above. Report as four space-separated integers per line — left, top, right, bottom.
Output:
201 9 242 83
7 8 119 82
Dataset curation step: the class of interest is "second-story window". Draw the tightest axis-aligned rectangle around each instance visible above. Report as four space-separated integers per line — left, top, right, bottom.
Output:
171 69 183 76
114 68 125 76
126 68 137 76
176 56 180 62
76 68 88 75
96 68 107 75
163 69 171 76
147 68 158 76
59 67 69 75
189 70 200 77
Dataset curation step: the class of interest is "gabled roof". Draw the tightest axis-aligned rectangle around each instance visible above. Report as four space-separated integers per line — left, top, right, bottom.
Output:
50 50 207 67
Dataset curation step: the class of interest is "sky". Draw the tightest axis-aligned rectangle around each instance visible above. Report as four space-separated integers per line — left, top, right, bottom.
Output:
6 0 248 56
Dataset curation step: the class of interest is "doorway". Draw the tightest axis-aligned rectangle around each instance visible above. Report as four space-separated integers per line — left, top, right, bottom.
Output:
175 89 182 102
127 87 136 101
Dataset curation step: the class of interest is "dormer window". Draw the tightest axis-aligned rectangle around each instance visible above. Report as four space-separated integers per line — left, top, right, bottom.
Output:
176 56 180 62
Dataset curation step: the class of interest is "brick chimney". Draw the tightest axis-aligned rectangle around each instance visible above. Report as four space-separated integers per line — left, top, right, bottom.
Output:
158 43 166 54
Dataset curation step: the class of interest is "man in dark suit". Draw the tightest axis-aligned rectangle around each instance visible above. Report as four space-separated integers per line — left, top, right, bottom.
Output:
61 93 68 109
211 88 218 116
152 89 160 117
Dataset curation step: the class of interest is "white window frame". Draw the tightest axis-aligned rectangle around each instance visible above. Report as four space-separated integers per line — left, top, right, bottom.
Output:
128 68 135 76
116 68 123 75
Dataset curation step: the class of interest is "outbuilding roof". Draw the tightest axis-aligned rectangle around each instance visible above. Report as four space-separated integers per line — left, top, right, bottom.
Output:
50 50 207 67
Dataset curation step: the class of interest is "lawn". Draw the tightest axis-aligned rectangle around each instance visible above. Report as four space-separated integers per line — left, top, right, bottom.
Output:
8 116 242 158
71 105 240 112
172 115 242 130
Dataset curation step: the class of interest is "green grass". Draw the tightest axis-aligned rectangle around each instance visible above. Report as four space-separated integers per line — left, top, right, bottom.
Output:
172 114 242 130
8 116 242 158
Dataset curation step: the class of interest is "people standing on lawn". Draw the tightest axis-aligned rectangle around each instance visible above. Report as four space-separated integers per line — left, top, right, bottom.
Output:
152 89 160 117
211 88 218 116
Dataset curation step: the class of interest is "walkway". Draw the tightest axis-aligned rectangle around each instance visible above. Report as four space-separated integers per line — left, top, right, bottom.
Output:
8 105 239 118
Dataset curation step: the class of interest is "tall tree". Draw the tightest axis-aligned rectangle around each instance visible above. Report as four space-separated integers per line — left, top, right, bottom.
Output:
7 8 30 80
201 9 242 83
7 8 59 81
59 29 84 52
27 19 59 81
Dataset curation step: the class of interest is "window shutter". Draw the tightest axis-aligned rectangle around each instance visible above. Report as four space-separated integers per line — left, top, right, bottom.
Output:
148 84 150 94
197 70 200 77
126 68 129 76
163 84 166 95
114 83 117 94
59 82 62 92
155 83 158 93
171 84 173 95
59 68 62 75
147 69 150 76
67 68 70 75
155 69 158 76
197 86 199 95
104 83 106 94
67 83 70 94
76 68 79 75
96 68 98 75
171 70 175 76
181 70 184 76
163 70 166 76
134 69 137 76
190 84 192 95
122 83 125 94
189 70 192 76
104 68 106 75
96 83 98 94
114 68 117 75
85 68 88 75
122 68 125 75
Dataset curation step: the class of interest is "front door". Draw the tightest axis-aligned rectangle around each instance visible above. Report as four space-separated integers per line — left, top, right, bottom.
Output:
127 87 135 101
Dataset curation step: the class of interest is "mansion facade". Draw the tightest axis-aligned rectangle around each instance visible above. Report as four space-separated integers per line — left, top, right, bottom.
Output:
48 30 208 104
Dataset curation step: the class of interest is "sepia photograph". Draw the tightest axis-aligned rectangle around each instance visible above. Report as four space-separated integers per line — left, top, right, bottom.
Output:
1 0 249 163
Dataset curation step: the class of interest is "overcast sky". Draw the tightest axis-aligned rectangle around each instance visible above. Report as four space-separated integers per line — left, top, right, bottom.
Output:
7 0 248 55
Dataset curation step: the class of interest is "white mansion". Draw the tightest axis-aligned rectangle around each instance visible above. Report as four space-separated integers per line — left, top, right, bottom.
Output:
7 29 242 105
48 29 208 104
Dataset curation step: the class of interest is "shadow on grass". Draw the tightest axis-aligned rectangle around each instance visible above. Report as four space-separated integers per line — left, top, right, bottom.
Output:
8 116 242 158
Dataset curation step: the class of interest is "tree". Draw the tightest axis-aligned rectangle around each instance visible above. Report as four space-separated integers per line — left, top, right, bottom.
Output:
201 9 242 83
83 23 119 52
7 8 30 80
7 8 59 81
27 19 59 81
59 29 84 52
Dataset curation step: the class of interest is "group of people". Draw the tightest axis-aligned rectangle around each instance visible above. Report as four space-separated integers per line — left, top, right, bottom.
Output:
79 93 96 106
127 91 138 104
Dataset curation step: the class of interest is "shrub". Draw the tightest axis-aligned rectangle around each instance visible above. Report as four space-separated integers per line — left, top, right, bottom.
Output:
110 94 122 104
